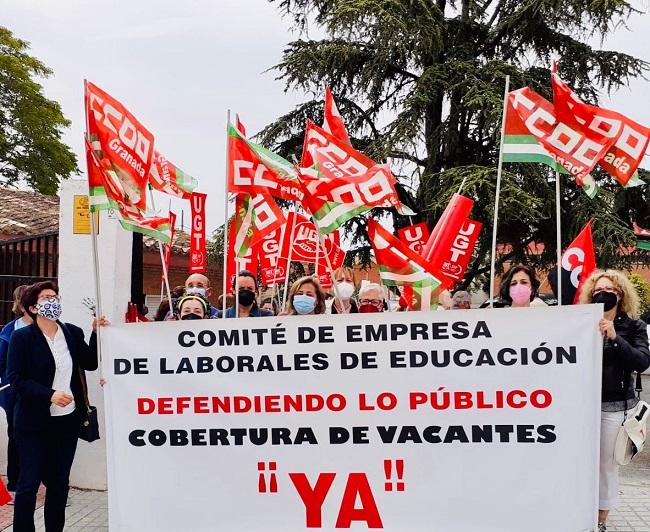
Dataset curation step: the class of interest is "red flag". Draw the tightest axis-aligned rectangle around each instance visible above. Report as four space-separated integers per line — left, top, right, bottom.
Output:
85 81 154 211
149 151 197 199
323 87 351 145
551 70 650 186
227 124 305 204
85 138 172 242
189 193 207 274
368 219 441 310
259 227 288 286
397 223 431 255
280 212 345 268
226 214 260 290
0 476 11 506
422 194 479 289
562 220 596 304
508 87 615 185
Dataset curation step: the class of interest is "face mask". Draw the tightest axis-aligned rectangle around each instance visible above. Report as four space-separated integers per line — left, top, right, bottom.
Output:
181 312 203 320
186 287 207 297
294 295 316 315
509 284 531 305
238 289 256 307
36 297 62 321
336 282 355 300
359 304 381 314
592 291 618 312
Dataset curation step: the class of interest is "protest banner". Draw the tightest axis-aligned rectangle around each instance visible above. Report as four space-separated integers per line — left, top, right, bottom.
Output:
102 305 602 532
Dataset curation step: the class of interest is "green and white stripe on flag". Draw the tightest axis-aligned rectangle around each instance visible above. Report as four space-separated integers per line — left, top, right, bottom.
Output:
503 134 599 199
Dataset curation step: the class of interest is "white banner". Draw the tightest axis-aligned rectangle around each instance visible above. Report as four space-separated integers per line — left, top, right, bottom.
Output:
102 306 603 532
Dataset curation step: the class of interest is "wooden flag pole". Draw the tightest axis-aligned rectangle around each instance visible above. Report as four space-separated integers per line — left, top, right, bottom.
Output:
222 110 231 316
489 75 510 307
555 171 563 306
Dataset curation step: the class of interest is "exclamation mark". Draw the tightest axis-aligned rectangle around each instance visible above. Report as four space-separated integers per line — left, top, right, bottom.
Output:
258 462 267 493
396 459 405 491
384 459 392 491
269 462 278 493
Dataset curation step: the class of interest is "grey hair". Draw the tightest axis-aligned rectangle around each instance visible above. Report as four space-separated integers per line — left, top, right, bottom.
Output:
359 283 384 300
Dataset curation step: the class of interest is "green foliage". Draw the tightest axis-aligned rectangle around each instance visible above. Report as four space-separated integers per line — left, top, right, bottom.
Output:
629 273 650 322
261 0 650 289
0 27 77 194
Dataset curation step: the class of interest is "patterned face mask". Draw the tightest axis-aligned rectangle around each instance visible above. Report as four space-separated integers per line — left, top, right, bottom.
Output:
36 296 62 321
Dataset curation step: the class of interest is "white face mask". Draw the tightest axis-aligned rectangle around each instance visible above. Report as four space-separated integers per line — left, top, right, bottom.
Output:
186 287 207 297
336 282 355 300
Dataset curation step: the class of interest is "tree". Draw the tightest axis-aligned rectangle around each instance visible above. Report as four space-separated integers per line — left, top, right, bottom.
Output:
0 27 77 194
258 0 650 290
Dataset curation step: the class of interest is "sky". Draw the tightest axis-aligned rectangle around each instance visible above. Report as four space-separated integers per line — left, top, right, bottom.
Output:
2 1 650 233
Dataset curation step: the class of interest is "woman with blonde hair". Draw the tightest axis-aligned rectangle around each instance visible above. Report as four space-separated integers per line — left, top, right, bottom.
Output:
578 270 649 532
331 267 358 314
284 276 327 315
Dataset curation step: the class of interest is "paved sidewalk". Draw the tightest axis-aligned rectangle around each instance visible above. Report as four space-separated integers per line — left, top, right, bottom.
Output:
1 482 650 531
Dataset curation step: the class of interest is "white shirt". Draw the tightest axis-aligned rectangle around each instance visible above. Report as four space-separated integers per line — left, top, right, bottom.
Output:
46 326 76 416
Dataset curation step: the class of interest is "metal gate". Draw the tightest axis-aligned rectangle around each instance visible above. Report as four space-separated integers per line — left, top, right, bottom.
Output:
0 232 58 326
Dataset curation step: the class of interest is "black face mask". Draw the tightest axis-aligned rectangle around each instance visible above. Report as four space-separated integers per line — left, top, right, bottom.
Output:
592 291 618 311
238 289 256 307
181 313 203 320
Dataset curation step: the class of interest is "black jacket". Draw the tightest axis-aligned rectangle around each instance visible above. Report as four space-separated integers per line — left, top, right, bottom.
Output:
602 314 650 403
7 322 98 432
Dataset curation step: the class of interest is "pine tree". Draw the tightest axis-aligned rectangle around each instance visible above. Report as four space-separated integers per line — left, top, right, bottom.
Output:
258 0 650 288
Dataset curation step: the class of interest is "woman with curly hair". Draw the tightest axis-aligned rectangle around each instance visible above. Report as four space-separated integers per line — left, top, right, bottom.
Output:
578 270 650 531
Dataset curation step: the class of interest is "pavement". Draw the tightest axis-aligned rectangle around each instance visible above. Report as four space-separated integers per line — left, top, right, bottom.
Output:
1 378 649 531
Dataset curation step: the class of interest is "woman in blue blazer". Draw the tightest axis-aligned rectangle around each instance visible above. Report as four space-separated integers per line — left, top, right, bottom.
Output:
7 281 104 532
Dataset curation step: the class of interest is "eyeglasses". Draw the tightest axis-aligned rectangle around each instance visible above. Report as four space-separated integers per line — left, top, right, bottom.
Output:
359 299 383 306
592 287 620 296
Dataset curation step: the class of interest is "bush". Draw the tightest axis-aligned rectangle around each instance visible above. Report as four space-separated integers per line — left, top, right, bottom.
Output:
628 273 650 323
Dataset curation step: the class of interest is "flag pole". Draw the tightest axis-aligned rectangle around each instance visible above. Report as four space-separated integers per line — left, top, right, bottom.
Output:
281 215 297 308
269 215 288 310
310 216 347 313
148 188 173 313
555 170 563 306
234 258 241 318
489 74 510 307
84 79 104 378
222 110 231 315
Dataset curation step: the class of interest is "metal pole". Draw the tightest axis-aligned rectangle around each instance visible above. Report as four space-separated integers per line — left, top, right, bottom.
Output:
84 79 104 378
281 208 298 307
222 110 231 315
555 171 563 306
489 75 510 307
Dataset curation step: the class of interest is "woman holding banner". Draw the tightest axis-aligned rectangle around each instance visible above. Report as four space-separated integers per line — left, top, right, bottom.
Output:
7 281 105 532
284 277 327 315
578 270 650 531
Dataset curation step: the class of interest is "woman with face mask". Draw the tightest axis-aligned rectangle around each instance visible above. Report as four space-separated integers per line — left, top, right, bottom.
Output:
174 295 211 320
6 281 106 532
330 267 358 314
578 270 649 532
217 270 273 318
285 277 327 316
499 264 540 308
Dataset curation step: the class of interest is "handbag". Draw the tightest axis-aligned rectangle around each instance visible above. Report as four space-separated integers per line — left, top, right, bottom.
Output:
77 365 100 442
614 373 648 465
